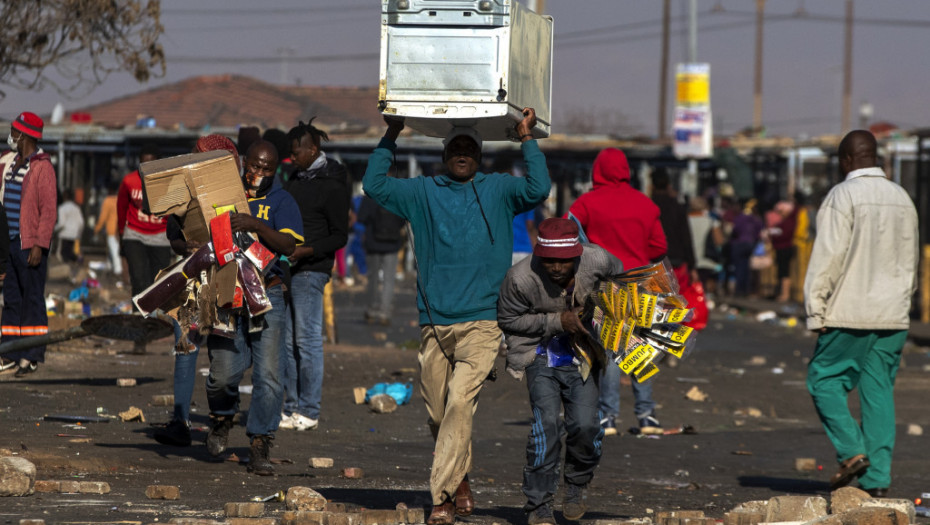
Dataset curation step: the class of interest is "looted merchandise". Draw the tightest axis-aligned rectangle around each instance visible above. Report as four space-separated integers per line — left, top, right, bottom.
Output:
379 0 553 141
583 259 698 383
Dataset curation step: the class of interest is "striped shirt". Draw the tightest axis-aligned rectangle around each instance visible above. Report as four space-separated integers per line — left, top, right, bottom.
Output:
2 154 29 239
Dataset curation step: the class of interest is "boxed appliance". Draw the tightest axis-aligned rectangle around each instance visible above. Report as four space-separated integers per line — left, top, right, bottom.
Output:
139 150 250 243
379 0 553 141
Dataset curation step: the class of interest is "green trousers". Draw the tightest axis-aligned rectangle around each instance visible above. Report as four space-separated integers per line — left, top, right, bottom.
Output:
806 328 906 490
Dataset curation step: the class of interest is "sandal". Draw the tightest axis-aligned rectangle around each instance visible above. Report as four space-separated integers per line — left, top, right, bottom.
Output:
427 500 455 525
829 454 870 489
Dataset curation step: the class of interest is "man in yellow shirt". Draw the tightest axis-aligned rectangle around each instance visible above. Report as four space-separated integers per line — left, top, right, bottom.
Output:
94 181 122 282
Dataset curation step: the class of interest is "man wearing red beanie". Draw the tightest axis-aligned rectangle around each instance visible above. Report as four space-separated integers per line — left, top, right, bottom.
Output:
1 112 58 376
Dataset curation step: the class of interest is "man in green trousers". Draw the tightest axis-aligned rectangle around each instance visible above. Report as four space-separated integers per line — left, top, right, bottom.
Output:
804 130 918 498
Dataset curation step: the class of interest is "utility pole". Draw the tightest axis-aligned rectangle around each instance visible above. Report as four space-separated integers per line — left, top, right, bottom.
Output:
753 0 765 132
688 0 697 63
658 0 670 139
841 0 853 133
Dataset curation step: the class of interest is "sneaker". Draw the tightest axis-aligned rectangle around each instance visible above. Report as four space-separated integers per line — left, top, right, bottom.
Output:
0 357 17 372
600 416 617 436
562 483 588 520
14 362 38 378
247 435 274 476
288 413 318 431
527 503 556 525
153 419 192 447
278 412 296 430
638 411 663 435
206 415 235 457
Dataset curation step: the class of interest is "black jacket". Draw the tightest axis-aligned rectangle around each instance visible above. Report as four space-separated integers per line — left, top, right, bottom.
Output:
357 196 405 254
652 192 695 269
284 157 350 275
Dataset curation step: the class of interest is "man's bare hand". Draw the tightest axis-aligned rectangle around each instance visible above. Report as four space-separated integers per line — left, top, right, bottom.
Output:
383 115 405 141
516 107 538 141
27 246 42 267
229 213 263 233
560 309 587 335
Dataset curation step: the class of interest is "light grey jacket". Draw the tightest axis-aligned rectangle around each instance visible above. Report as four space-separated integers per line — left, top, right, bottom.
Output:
497 245 623 379
804 167 918 331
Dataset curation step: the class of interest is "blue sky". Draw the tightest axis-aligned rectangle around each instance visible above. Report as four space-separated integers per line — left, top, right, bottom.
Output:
2 0 928 138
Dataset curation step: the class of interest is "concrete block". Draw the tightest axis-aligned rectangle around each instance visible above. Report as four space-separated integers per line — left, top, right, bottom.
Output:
343 467 364 479
282 510 330 525
59 480 81 494
330 513 362 525
311 457 335 469
801 517 843 525
145 484 180 500
33 480 60 493
593 520 653 525
227 519 278 525
406 507 425 524
836 507 908 525
171 520 227 525
79 481 110 494
861 499 916 524
226 502 265 518
731 501 770 514
19 520 45 525
117 378 137 387
794 458 817 472
361 509 405 525
286 486 328 511
326 502 347 513
354 387 367 404
0 457 36 497
724 514 764 525
830 487 871 514
765 496 828 522
151 394 174 406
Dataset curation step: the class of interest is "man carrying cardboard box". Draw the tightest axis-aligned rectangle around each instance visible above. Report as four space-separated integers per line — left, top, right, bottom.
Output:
203 141 305 476
363 108 550 525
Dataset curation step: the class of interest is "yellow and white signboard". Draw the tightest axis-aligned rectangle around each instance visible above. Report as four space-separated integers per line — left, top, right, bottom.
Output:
673 63 713 158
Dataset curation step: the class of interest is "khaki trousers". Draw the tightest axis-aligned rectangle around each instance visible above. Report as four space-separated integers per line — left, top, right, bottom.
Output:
419 320 500 505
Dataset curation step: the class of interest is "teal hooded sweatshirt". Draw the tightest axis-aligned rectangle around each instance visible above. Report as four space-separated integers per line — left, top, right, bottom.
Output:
363 138 551 325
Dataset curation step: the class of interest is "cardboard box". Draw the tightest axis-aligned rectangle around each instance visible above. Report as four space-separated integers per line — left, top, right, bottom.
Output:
140 150 249 243
379 0 553 141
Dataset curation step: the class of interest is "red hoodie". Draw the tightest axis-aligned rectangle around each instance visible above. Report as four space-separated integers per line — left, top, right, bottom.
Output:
116 170 166 236
567 148 667 269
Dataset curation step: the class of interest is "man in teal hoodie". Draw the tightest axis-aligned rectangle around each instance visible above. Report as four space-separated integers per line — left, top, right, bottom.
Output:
363 109 550 525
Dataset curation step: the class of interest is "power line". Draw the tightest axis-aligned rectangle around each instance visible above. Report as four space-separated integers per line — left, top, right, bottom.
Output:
168 52 379 64
161 4 371 15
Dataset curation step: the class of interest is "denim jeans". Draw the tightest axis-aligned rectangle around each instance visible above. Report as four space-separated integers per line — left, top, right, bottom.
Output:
283 271 329 420
598 353 656 420
1 244 50 363
206 286 286 437
365 251 398 320
121 239 172 298
523 355 603 511
170 318 200 423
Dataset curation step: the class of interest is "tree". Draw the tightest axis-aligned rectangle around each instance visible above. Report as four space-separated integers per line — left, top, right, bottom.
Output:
0 0 165 100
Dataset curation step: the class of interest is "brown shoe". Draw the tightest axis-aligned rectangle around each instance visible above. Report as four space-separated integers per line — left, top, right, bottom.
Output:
830 454 870 489
454 477 474 516
427 500 455 525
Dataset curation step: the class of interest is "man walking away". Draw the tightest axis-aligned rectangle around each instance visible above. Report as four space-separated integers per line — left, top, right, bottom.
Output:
805 130 918 498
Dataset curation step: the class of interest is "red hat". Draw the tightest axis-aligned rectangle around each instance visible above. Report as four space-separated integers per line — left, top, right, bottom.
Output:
12 112 44 139
534 218 583 259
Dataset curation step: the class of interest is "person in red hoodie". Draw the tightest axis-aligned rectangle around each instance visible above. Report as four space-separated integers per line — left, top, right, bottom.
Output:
116 143 172 310
1 112 58 376
567 148 667 436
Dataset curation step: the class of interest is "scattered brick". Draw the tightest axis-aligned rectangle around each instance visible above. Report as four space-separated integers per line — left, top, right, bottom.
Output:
19 520 45 525
33 480 60 493
330 513 362 525
836 507 908 525
361 509 405 525
78 481 110 494
765 496 828 523
830 487 870 515
353 387 367 404
282 510 330 525
145 484 180 500
151 394 174 406
226 502 265 518
117 378 137 387
861 498 916 524
310 457 335 469
406 507 425 524
286 486 327 512
228 519 278 525
794 458 817 471
59 481 81 494
343 467 364 479
326 502 348 513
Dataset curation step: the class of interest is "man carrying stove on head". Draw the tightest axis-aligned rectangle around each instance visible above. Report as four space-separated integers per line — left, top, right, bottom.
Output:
363 108 550 525
497 218 623 525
